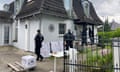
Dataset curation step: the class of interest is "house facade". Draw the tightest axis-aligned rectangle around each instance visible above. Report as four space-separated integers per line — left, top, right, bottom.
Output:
0 0 102 52
0 11 12 46
73 0 102 44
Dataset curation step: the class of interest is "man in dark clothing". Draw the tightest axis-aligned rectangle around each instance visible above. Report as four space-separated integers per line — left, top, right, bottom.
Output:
64 29 75 50
89 27 92 44
81 29 87 46
89 27 94 44
35 30 44 61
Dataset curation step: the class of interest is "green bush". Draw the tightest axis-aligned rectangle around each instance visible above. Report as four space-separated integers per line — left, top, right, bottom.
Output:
86 50 113 72
98 28 120 39
98 28 120 47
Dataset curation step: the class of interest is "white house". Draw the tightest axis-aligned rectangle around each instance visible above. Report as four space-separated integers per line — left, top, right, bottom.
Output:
0 0 102 52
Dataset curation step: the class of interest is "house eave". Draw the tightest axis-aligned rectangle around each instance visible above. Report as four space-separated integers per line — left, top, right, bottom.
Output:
74 19 103 26
16 11 41 19
16 12 69 19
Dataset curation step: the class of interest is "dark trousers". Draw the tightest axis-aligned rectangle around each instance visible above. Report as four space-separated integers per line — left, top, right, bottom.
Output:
90 37 94 45
81 36 87 46
36 48 43 60
66 43 73 50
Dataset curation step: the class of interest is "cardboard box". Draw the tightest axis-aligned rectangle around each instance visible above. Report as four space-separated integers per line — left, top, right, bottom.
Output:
22 55 36 69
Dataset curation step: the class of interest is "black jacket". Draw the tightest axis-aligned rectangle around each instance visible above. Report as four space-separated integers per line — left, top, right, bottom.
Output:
35 33 44 54
64 32 75 43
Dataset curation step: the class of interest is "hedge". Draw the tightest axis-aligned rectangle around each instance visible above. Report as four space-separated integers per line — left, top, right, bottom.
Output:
98 28 120 38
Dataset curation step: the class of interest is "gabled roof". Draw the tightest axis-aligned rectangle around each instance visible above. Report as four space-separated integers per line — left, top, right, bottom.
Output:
0 11 13 22
16 0 68 19
73 0 103 25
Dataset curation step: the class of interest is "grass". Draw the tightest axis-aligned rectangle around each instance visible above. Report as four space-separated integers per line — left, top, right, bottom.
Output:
84 45 113 72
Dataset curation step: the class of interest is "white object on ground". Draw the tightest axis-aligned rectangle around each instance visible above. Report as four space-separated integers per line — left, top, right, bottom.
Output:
21 55 36 69
69 48 77 72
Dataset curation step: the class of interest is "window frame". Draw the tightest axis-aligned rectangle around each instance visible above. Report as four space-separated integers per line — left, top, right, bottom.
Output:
59 23 66 35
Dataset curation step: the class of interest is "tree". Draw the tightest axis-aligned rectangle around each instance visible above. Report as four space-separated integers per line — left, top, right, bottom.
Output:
103 19 111 32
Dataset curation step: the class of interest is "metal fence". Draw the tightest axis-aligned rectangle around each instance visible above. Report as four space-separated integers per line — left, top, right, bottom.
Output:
63 36 120 72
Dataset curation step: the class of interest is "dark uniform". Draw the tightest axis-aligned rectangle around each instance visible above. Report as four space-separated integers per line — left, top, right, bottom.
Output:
89 28 94 44
81 30 87 46
35 30 44 61
64 30 75 50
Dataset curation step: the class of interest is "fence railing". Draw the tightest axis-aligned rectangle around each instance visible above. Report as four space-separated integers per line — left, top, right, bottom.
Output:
63 37 120 72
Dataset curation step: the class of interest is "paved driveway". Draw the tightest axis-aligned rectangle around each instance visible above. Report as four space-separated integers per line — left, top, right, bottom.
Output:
0 46 63 72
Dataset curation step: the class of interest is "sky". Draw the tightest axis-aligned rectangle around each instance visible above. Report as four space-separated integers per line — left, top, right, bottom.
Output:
0 0 13 10
89 0 120 23
0 0 120 23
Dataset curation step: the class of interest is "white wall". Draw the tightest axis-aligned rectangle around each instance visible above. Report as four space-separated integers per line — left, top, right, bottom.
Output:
29 18 40 52
13 15 73 52
0 23 3 45
41 15 73 42
13 17 40 52
94 26 98 43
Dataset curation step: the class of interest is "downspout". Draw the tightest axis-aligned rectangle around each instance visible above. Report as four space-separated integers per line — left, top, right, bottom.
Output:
38 0 45 32
39 14 42 31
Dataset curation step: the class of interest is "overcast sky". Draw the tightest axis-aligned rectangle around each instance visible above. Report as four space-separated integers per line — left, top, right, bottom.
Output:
89 0 120 23
0 0 13 10
0 0 120 23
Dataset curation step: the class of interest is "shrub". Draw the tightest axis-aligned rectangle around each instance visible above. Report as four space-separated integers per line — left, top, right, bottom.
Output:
86 49 113 72
98 28 120 39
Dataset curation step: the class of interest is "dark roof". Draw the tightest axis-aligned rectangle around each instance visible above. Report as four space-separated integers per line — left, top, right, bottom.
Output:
16 0 68 18
9 2 14 14
41 0 68 18
73 0 103 25
0 11 13 22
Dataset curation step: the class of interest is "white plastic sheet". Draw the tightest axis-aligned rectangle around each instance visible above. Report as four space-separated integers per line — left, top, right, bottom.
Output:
51 41 60 52
41 42 51 57
40 41 64 57
58 41 64 51
51 41 64 53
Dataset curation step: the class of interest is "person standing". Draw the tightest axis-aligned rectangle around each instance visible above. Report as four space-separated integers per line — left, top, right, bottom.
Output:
89 27 92 44
89 27 94 45
35 30 44 61
64 29 75 50
81 27 87 46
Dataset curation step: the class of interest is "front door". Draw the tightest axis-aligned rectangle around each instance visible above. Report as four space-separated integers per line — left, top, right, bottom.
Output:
4 25 10 44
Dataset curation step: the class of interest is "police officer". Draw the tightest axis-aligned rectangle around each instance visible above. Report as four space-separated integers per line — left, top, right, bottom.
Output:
64 29 75 50
35 30 44 61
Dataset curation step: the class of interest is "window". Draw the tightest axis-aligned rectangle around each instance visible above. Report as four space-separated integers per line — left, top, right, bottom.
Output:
59 23 66 34
82 1 90 18
4 25 9 44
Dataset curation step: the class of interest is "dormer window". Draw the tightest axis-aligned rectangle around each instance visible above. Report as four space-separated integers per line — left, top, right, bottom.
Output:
82 0 91 18
27 0 32 2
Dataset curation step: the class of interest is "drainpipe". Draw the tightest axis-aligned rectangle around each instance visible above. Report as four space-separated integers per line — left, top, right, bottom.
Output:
39 14 42 32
